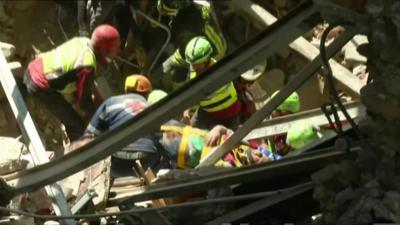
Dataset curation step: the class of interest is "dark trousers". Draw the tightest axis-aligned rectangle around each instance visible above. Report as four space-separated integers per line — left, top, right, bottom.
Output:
191 108 241 130
23 70 85 141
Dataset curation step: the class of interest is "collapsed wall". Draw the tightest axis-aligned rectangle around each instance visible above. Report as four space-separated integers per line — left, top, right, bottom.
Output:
313 1 400 224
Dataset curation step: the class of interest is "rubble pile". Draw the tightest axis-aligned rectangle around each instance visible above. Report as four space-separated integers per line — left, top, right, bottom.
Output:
312 1 400 225
0 0 395 224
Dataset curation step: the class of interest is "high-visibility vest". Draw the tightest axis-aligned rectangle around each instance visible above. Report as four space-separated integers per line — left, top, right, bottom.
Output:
39 37 96 81
161 124 253 168
190 60 238 113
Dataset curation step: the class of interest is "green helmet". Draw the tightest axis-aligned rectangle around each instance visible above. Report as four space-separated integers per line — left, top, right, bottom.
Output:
286 121 319 150
185 36 213 64
271 91 301 113
148 89 168 104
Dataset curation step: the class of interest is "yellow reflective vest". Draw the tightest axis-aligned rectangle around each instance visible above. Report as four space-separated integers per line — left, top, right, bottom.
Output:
39 37 96 81
190 59 238 113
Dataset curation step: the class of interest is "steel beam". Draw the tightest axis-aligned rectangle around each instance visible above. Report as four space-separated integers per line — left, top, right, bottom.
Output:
0 52 75 224
244 101 365 141
8 1 318 196
117 146 359 203
205 185 313 225
197 28 358 168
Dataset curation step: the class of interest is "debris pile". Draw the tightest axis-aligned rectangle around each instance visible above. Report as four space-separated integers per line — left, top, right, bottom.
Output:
312 1 400 225
0 0 395 225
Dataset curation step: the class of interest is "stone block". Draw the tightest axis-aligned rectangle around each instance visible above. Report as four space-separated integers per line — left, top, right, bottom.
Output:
343 35 368 65
0 42 16 60
0 137 27 175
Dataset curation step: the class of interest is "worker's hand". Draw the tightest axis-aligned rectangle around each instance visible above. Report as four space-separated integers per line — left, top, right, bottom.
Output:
206 125 230 147
183 110 191 125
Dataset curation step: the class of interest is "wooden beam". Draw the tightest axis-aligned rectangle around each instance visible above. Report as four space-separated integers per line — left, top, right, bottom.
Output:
244 101 365 140
0 51 75 224
231 0 364 95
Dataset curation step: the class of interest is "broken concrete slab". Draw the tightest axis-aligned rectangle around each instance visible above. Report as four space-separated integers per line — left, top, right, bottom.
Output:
0 137 27 175
343 35 368 65
0 42 16 60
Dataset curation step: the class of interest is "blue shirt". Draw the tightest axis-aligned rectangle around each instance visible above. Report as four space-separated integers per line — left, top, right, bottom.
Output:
85 94 157 154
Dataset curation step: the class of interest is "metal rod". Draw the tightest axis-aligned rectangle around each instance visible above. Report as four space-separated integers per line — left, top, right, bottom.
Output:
57 5 69 41
0 51 75 224
115 56 139 69
8 1 317 195
135 10 171 75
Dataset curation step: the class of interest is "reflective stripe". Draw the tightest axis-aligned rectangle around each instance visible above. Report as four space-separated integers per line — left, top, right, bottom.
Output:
204 25 227 61
199 82 238 112
171 49 187 66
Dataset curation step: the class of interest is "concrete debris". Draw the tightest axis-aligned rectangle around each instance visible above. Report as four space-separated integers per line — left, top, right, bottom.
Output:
0 137 27 175
0 42 15 60
0 0 397 224
342 35 368 65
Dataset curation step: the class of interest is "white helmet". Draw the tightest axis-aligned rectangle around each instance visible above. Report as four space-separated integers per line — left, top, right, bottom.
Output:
241 60 267 82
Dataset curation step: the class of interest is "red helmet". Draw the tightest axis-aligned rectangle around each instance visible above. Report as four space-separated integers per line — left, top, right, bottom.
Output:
91 24 120 63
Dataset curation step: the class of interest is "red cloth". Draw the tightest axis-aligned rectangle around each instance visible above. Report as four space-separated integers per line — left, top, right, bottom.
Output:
75 67 94 105
210 100 241 119
27 57 49 89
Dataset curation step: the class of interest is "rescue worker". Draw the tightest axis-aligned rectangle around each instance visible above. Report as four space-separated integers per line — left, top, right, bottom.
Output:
77 0 146 69
183 37 241 130
159 120 268 169
159 1 227 89
84 75 167 176
23 24 120 141
268 90 301 155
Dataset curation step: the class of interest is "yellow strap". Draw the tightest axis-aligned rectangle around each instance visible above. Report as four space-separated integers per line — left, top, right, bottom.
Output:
232 148 244 167
177 126 192 168
200 146 212 160
160 125 183 134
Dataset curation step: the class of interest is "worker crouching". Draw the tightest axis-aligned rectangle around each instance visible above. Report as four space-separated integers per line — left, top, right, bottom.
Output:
23 24 120 141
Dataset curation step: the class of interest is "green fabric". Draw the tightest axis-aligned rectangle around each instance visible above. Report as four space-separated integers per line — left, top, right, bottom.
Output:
185 36 213 64
271 91 301 113
286 121 319 150
188 135 205 167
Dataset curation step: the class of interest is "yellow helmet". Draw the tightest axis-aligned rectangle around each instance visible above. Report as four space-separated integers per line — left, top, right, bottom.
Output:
124 75 152 94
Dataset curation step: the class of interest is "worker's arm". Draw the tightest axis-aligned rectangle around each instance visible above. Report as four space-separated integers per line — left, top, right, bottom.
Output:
77 0 89 37
75 67 96 119
206 125 232 147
